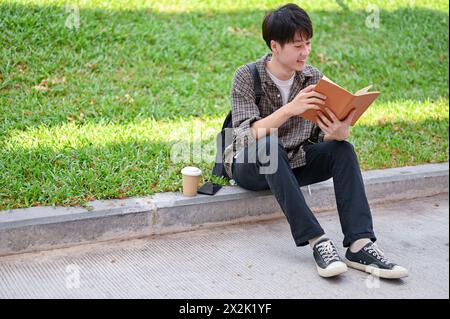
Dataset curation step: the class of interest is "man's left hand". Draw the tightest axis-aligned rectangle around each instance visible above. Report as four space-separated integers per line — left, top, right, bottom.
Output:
316 107 356 141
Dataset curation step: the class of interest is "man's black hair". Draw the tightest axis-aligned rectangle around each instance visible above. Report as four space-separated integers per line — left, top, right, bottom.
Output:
262 3 313 50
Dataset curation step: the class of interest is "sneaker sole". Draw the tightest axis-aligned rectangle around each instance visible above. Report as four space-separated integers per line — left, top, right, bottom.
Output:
344 258 409 279
317 262 348 278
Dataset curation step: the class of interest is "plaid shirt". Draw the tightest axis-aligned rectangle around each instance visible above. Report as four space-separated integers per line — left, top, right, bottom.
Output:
223 53 325 179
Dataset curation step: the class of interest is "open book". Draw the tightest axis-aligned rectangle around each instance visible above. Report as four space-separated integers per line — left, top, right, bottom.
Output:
301 76 380 126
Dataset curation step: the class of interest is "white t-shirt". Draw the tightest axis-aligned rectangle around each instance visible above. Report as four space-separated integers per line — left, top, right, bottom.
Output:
266 68 295 105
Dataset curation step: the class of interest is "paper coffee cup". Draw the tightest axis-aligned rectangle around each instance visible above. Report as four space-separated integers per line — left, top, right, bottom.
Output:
181 166 202 197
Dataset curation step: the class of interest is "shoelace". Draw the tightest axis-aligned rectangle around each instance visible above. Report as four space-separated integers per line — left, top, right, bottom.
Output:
317 241 340 264
364 243 390 265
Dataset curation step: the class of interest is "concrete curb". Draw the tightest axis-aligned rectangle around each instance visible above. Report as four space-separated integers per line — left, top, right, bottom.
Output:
0 163 448 256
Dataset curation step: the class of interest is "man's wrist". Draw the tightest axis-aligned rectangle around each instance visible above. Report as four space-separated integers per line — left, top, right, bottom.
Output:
281 103 293 118
324 134 349 141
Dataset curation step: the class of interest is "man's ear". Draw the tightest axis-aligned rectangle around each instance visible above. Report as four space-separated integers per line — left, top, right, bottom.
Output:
270 40 279 54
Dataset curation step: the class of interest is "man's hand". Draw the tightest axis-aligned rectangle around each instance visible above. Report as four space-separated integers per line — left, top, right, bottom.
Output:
316 107 356 141
283 84 326 117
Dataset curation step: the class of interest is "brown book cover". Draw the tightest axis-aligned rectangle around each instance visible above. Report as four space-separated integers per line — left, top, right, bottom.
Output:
301 76 380 126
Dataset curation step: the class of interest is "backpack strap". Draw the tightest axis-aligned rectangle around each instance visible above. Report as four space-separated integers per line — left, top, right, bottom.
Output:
221 110 232 130
246 62 263 106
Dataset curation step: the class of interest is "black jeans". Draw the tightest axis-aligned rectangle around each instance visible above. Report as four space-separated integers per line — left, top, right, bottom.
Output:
232 135 376 247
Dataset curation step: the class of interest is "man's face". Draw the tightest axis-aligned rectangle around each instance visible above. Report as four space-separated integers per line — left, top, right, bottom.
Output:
273 33 311 71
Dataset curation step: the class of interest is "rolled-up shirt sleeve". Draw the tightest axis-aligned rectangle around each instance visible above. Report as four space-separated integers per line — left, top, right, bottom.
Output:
230 66 262 149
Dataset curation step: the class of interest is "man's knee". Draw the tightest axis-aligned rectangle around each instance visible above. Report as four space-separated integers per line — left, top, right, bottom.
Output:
257 135 284 155
255 135 286 174
328 140 356 158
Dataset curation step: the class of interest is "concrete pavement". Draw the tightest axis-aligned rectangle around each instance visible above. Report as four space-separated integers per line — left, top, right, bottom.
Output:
0 193 448 299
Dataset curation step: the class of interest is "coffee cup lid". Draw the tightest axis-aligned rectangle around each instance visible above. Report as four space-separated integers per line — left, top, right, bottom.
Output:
181 166 202 176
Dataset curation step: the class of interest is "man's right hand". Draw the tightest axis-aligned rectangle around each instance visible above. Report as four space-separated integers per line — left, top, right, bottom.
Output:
283 84 327 117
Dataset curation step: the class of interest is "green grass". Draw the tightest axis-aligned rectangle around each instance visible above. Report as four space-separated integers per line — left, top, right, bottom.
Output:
0 0 448 210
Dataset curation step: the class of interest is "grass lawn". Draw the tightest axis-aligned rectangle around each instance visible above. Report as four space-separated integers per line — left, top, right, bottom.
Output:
0 0 448 210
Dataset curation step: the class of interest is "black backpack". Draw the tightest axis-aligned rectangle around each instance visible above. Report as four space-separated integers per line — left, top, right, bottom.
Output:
212 62 263 178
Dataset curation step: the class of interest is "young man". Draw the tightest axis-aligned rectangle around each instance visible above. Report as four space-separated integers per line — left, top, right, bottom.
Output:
223 3 408 279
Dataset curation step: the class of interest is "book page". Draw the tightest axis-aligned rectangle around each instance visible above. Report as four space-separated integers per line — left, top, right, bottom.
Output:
354 84 373 95
321 75 346 91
